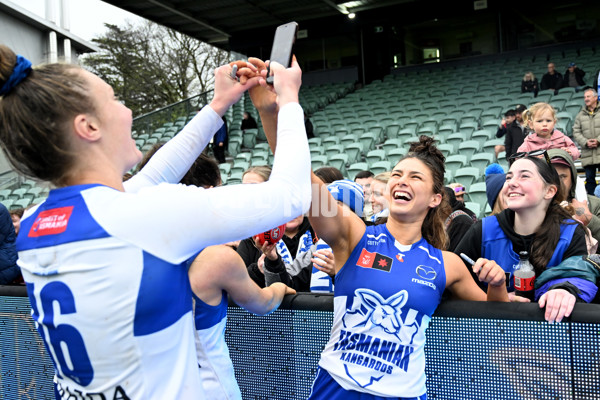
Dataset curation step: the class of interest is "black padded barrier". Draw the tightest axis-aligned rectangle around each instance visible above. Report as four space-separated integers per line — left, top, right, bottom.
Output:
2 287 599 399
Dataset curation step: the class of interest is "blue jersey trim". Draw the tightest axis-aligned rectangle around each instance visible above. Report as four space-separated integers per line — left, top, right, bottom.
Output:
134 251 192 336
193 291 227 330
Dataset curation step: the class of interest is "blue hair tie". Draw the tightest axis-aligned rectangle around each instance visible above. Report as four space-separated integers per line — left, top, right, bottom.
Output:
0 55 32 96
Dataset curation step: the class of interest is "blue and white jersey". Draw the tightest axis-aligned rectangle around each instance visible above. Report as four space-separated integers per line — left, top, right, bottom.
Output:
193 292 241 400
16 103 311 400
310 239 334 293
318 224 446 397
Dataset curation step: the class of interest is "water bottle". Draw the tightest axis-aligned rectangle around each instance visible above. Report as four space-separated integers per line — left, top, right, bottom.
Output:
514 251 535 301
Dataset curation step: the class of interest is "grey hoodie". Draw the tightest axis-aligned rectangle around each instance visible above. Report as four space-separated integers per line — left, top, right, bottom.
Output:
548 148 600 252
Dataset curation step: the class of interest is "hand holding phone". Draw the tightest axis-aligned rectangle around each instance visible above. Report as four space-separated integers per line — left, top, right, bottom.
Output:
266 22 298 85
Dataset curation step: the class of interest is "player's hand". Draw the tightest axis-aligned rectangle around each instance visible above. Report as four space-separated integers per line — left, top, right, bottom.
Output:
472 258 506 287
538 288 576 323
210 63 259 116
258 56 301 108
246 57 278 115
312 249 336 277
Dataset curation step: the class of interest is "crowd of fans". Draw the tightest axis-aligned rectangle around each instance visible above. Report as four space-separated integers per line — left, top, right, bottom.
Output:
1 43 600 399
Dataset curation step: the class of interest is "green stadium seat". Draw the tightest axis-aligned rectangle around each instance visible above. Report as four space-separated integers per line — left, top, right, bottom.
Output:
453 167 482 191
312 155 329 170
347 162 370 180
0 189 11 201
370 160 392 175
437 143 455 159
470 153 495 174
458 140 481 160
382 139 404 155
445 133 465 152
230 161 249 175
344 143 364 164
359 132 378 151
325 144 345 156
365 149 386 164
471 129 494 147
467 182 488 207
445 155 468 175
387 148 408 165
482 138 504 154
227 172 243 185
329 154 349 174
242 129 257 149
464 201 482 219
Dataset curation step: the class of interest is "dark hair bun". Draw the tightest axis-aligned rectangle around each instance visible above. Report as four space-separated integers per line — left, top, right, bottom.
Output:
407 135 445 168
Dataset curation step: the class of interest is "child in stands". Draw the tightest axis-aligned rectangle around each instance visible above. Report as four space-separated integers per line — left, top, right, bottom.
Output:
516 102 580 160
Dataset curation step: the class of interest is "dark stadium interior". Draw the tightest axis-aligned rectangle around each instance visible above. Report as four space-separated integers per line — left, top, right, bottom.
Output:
103 0 600 83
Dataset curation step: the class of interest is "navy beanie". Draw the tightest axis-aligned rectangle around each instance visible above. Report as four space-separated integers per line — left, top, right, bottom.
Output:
485 164 506 209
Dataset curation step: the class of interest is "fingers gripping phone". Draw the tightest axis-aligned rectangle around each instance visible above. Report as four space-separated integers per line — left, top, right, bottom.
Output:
266 22 298 85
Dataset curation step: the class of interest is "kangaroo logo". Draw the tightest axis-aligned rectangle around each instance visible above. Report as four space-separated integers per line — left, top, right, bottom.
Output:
344 289 419 342
338 289 421 388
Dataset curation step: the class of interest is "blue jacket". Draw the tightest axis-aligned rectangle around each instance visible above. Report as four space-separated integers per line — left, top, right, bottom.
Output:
0 202 19 284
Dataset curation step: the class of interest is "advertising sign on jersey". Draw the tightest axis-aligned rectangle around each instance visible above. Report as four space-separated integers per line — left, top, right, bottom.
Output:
28 206 74 237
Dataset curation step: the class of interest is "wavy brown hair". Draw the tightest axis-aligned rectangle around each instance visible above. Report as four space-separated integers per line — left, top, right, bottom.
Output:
397 135 451 250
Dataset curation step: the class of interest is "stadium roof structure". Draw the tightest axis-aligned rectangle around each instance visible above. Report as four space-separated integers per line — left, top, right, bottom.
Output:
102 0 415 47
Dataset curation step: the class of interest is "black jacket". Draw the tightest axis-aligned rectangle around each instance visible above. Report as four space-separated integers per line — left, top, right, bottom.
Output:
521 78 539 94
0 203 19 285
504 120 530 160
540 72 563 91
237 217 315 287
563 67 586 88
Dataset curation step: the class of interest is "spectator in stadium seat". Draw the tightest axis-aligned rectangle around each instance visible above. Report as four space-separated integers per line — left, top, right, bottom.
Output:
9 207 24 236
0 45 310 399
304 111 314 139
572 88 600 194
0 202 19 285
212 115 228 163
237 165 316 288
494 109 516 159
368 171 390 222
448 182 467 204
263 179 365 292
240 111 257 131
504 104 531 160
548 149 600 254
540 62 563 95
354 170 375 220
315 166 344 183
485 163 507 216
455 151 593 319
521 72 539 97
517 102 580 160
443 186 477 252
562 62 586 92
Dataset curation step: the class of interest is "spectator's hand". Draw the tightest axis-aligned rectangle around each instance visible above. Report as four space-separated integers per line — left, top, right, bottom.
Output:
587 139 598 148
210 63 260 116
471 258 506 287
508 292 531 303
253 236 279 261
538 288 576 323
571 198 592 225
218 142 224 147
259 56 301 108
257 254 265 274
312 249 336 277
501 117 506 126
245 57 278 115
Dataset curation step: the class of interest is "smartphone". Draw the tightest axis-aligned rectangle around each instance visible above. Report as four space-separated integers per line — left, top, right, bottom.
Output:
266 22 298 84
